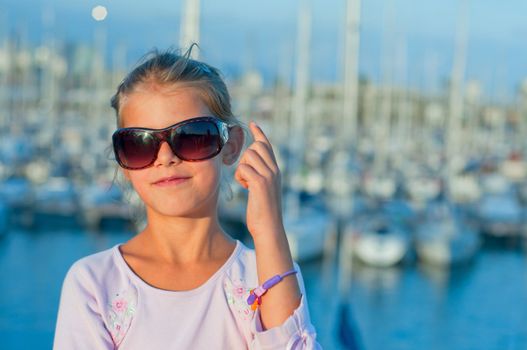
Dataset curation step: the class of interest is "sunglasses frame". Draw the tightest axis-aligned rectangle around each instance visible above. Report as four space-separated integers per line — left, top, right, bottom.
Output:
112 116 233 170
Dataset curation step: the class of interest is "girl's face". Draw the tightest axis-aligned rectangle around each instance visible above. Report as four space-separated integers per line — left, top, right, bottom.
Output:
119 87 225 218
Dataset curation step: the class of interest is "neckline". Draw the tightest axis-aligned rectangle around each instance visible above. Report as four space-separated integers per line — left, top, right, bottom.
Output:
113 239 242 296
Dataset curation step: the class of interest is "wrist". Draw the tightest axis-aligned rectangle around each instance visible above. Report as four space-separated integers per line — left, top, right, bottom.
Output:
247 268 298 310
251 226 288 246
253 231 295 274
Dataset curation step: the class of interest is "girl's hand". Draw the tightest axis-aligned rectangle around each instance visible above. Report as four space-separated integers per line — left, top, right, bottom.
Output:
234 121 285 241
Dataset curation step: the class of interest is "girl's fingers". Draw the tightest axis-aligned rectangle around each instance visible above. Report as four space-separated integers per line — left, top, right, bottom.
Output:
234 163 260 189
249 121 270 143
249 121 276 155
250 141 278 166
248 121 278 164
235 121 281 190
241 148 275 178
247 142 279 174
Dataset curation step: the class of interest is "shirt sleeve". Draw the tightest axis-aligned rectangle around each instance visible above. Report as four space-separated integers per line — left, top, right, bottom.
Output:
53 262 115 350
249 262 322 349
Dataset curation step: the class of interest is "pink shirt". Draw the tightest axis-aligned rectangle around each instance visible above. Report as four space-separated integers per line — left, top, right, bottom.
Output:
53 239 321 349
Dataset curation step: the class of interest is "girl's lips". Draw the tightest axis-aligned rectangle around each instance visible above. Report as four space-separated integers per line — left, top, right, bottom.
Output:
153 177 191 187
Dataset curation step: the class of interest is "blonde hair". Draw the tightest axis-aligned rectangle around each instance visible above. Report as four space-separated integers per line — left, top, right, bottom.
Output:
109 45 250 227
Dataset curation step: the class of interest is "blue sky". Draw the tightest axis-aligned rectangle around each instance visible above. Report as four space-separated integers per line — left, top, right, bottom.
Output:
3 0 527 101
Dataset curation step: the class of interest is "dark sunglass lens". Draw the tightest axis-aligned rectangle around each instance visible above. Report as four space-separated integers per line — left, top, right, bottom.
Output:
115 131 157 169
170 121 222 160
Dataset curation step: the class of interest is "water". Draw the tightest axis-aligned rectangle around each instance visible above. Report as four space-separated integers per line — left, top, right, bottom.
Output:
0 229 132 349
0 229 526 349
304 239 527 350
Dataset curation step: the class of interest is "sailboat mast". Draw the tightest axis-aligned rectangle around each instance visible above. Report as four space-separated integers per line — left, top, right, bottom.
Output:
395 37 408 152
42 7 57 113
446 0 469 187
342 0 361 148
374 0 395 174
285 0 311 218
179 0 200 57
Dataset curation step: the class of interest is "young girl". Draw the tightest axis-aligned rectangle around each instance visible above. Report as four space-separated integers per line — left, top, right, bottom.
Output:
53 47 321 349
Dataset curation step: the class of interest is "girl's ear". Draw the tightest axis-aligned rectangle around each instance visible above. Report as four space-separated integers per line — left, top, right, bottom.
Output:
222 125 245 166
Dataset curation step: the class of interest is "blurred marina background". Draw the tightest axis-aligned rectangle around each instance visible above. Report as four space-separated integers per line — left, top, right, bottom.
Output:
1 0 527 349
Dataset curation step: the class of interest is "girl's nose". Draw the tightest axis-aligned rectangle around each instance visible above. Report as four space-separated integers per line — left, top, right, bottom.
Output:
154 141 182 167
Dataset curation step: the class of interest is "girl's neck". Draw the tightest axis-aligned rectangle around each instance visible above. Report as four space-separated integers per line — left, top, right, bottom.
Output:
130 213 235 267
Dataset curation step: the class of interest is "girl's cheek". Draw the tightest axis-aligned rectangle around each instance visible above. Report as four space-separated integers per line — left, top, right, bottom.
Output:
127 174 150 195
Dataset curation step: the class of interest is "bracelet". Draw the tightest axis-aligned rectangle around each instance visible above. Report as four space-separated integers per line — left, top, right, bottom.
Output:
246 268 298 310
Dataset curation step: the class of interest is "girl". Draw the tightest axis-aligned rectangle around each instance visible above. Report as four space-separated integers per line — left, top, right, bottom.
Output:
53 46 321 349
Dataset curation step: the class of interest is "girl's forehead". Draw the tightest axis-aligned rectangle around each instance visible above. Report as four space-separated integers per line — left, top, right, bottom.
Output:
119 87 212 128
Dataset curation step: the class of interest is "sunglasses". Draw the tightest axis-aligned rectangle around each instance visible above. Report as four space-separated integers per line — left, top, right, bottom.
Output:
112 116 232 170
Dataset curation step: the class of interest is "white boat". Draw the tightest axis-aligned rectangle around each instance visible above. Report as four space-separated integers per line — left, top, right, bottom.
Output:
406 176 442 205
500 152 527 182
476 173 522 237
344 200 412 268
477 192 523 238
448 174 481 204
346 219 408 267
362 174 397 201
415 202 480 266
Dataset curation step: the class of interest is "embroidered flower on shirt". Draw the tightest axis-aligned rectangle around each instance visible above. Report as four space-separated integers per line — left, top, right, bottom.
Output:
224 278 255 321
112 298 128 313
107 288 137 347
233 285 246 298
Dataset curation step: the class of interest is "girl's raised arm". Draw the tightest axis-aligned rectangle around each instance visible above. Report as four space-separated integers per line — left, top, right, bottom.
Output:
235 121 321 349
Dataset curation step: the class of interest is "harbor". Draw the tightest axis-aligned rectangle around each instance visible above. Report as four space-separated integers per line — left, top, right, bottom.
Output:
1 228 526 349
2 0 527 349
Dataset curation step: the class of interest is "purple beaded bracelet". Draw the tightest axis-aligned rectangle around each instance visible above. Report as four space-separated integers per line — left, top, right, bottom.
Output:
246 268 298 308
